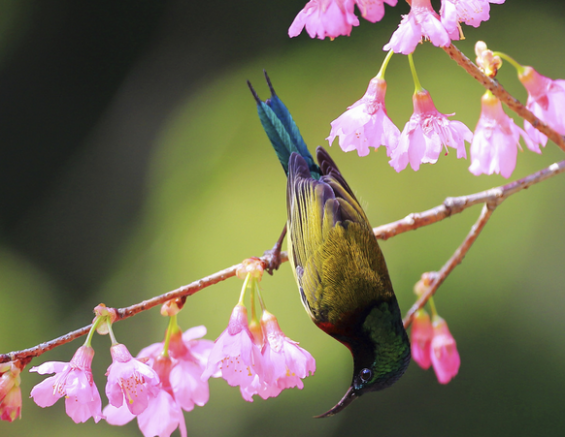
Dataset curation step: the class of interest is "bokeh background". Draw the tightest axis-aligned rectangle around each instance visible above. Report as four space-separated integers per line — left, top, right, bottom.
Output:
1 0 565 436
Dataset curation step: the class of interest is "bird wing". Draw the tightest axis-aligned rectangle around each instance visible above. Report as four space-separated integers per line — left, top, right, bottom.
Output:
287 148 393 327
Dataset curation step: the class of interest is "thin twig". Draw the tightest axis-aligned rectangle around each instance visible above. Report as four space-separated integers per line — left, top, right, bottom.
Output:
375 159 565 239
402 202 494 328
2 159 564 364
442 43 565 152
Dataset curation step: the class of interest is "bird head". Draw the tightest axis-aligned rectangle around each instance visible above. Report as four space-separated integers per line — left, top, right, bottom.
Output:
315 301 411 418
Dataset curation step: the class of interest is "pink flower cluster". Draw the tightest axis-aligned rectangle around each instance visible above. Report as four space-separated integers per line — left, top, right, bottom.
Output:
411 310 460 384
30 328 214 437
104 327 213 437
327 78 473 172
289 0 398 40
289 0 505 51
202 305 315 402
0 361 22 422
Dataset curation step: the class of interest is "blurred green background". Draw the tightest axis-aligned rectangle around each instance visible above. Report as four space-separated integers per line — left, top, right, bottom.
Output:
1 0 565 436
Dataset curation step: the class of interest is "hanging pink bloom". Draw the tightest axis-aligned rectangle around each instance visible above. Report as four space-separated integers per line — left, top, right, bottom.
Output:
430 316 460 384
389 89 473 172
441 0 505 35
261 311 316 391
0 362 22 422
105 343 160 416
383 0 451 55
30 346 103 424
410 309 433 370
105 355 187 437
289 0 359 40
138 325 215 412
355 0 398 23
519 66 565 147
201 304 265 400
327 77 400 156
469 91 537 178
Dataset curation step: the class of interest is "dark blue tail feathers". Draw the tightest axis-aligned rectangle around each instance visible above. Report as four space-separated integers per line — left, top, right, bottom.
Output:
248 71 320 179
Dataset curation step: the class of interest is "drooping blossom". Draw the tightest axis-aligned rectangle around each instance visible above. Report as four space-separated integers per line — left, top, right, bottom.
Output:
469 91 537 178
289 0 359 40
430 315 460 384
105 343 160 416
30 346 103 424
519 66 565 147
260 311 316 391
383 0 452 55
389 89 473 172
201 304 265 401
441 0 505 35
289 0 397 40
327 77 400 156
0 361 22 422
139 325 215 412
410 309 433 370
105 355 187 437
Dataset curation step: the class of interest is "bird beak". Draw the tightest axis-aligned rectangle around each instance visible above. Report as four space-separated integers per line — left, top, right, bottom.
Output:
314 385 358 418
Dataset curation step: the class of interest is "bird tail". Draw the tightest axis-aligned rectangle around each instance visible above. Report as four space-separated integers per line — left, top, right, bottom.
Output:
247 71 320 179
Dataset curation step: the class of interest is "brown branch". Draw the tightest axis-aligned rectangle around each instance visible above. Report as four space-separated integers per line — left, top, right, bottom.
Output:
374 159 565 239
2 159 564 365
442 43 565 152
402 203 494 329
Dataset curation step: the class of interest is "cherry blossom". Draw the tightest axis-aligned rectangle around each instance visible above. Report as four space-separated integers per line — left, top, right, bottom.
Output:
327 77 400 156
410 309 433 370
519 66 565 147
389 89 472 172
30 346 103 424
469 91 537 178
430 316 460 384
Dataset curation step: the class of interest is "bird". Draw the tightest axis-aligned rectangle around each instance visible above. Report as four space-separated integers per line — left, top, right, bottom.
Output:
247 71 410 417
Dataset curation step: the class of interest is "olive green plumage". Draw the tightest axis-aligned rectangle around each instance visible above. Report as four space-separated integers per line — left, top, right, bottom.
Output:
249 73 410 416
287 149 410 410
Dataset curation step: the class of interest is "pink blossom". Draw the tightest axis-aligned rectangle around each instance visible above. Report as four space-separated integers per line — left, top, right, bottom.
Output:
383 0 451 55
519 66 565 147
469 92 537 178
105 355 187 437
0 362 21 422
441 0 505 35
30 346 103 424
105 343 160 416
289 0 359 40
138 325 214 412
356 0 398 23
327 77 400 156
389 89 473 172
410 309 433 370
201 305 264 400
430 316 460 384
260 311 315 391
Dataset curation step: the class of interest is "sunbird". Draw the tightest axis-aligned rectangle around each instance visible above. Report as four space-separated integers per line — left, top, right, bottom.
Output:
248 72 410 417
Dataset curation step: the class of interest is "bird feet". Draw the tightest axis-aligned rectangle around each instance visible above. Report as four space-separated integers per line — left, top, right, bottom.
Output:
263 241 283 275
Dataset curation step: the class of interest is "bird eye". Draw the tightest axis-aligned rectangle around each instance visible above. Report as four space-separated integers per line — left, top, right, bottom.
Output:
359 368 372 383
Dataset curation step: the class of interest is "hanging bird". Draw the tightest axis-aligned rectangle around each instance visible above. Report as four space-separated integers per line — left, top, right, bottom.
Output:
248 72 410 417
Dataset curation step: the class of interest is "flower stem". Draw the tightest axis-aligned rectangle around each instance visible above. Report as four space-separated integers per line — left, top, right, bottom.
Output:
428 296 438 318
408 53 424 93
492 51 525 75
254 279 267 313
238 271 252 305
107 320 119 346
377 50 394 80
83 316 102 347
162 314 178 358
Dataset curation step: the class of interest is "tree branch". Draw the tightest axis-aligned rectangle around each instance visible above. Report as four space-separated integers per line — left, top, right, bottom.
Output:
402 202 494 328
2 159 564 364
442 43 565 152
